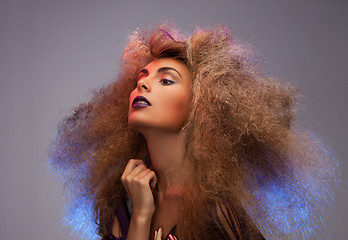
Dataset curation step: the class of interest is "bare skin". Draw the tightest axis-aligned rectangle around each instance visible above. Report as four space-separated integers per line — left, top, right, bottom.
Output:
113 58 193 240
145 130 192 240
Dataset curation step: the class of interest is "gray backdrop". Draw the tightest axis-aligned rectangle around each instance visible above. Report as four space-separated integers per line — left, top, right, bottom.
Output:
1 0 347 239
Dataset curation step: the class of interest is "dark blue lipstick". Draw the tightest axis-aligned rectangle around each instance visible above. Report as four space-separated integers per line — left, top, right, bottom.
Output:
132 96 151 108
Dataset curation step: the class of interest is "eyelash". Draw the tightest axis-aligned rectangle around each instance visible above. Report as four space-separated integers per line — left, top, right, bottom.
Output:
134 77 175 89
160 79 175 85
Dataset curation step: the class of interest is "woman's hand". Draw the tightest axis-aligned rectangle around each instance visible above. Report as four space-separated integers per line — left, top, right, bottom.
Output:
154 228 162 240
154 228 177 240
121 159 157 218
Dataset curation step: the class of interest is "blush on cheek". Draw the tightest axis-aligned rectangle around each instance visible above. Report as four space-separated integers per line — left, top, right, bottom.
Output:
172 99 190 124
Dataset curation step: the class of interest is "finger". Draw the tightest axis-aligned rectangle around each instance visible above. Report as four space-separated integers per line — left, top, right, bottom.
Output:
157 228 162 240
129 169 155 189
154 230 157 240
125 163 148 179
143 170 157 190
122 169 150 192
121 168 153 195
132 168 152 180
121 159 146 182
122 159 145 177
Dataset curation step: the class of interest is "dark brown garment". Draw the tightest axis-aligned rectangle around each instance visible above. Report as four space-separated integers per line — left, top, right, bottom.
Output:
211 203 265 240
107 200 265 240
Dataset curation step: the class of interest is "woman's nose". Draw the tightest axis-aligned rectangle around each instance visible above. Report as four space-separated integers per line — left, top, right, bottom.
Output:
137 79 151 92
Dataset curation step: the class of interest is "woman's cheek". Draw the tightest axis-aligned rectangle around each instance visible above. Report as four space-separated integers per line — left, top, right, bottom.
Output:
169 97 191 127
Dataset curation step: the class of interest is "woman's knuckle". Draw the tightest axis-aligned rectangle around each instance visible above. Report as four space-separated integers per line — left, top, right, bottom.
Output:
125 175 132 183
140 181 146 187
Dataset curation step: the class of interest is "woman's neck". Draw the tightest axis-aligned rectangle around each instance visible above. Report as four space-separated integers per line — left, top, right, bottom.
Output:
141 128 191 198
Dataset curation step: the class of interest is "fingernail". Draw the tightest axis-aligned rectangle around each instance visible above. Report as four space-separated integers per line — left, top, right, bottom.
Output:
168 234 175 240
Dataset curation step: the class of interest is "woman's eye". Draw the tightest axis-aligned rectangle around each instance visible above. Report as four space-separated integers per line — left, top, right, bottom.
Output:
160 79 175 85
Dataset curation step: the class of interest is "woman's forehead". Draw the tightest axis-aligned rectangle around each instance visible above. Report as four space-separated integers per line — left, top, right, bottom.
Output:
143 58 191 80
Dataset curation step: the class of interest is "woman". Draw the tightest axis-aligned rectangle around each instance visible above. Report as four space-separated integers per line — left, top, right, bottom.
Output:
49 24 339 239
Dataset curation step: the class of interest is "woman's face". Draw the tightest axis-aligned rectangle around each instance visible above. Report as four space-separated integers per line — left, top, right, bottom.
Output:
128 58 192 133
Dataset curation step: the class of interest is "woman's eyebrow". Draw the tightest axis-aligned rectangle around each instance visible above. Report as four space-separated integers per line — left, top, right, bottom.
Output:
139 69 148 75
137 69 148 80
157 67 182 79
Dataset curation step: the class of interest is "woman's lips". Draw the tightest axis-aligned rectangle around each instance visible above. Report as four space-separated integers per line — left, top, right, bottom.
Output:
132 96 151 108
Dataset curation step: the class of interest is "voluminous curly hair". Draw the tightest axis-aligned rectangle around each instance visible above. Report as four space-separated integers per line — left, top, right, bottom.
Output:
49 23 340 240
